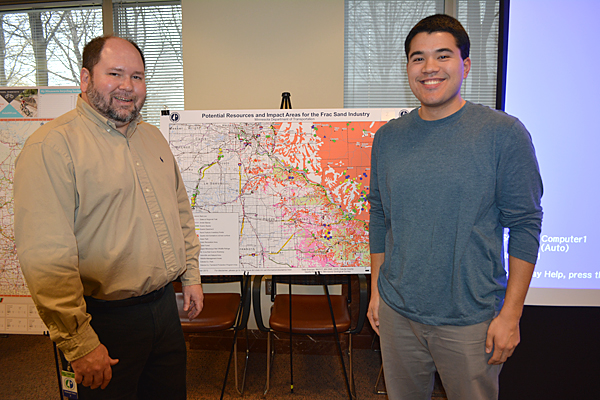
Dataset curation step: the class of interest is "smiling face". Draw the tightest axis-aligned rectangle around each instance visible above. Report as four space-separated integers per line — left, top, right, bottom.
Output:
80 37 146 134
407 31 471 121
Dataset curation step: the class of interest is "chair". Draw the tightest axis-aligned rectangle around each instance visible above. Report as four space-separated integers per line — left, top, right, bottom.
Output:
253 273 367 399
174 275 251 398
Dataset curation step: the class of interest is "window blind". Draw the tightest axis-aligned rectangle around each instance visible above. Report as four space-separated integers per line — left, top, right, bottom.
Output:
457 0 499 107
113 1 183 127
0 0 183 128
344 0 499 109
344 0 445 108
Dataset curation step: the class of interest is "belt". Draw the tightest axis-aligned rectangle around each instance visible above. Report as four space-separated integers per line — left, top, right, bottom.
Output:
85 284 168 309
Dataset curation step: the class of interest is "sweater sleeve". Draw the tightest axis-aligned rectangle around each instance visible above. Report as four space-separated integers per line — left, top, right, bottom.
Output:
368 127 387 254
496 119 544 264
14 137 100 361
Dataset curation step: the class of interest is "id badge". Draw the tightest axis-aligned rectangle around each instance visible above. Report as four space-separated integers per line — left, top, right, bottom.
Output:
61 370 78 399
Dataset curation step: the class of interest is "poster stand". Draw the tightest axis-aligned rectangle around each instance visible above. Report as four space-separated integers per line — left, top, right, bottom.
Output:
280 92 292 109
276 91 351 399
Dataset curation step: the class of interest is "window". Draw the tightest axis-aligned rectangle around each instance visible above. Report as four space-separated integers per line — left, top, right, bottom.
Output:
0 0 183 127
112 1 184 127
457 0 499 107
0 5 103 86
344 0 444 108
344 0 499 109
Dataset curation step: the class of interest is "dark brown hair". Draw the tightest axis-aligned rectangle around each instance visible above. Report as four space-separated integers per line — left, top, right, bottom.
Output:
82 35 146 74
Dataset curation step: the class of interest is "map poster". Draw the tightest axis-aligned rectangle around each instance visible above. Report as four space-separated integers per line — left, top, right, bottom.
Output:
161 108 411 275
0 87 79 335
0 87 79 120
0 120 49 335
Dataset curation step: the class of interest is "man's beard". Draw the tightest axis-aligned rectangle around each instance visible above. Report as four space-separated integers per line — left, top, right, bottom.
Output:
87 81 145 124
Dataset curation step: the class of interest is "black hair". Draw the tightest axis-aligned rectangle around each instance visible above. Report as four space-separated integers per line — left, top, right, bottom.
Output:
404 14 470 60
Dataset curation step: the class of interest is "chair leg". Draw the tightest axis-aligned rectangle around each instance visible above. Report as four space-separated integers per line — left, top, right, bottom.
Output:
264 330 273 395
349 334 357 399
234 336 238 389
234 328 249 395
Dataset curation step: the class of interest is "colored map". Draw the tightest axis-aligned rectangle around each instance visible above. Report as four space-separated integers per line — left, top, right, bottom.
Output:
0 120 46 296
0 87 77 334
168 110 402 275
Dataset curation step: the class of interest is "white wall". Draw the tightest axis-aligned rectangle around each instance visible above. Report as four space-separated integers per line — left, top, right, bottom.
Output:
181 0 344 110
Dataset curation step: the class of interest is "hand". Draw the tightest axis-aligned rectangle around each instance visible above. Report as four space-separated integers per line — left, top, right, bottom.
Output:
367 293 381 335
485 313 521 365
71 344 119 389
182 283 204 320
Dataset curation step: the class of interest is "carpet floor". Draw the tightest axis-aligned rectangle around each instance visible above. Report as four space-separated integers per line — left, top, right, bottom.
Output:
0 333 447 400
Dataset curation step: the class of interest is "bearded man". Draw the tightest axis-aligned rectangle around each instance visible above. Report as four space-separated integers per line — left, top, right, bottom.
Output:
14 35 203 400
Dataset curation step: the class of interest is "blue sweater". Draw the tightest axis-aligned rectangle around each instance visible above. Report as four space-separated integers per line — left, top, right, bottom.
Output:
368 102 543 326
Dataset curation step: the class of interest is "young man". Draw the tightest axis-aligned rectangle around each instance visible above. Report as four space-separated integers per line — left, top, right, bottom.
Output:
367 14 543 399
14 36 203 399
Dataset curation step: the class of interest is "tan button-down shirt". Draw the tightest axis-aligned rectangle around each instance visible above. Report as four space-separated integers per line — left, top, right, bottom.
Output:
14 97 200 360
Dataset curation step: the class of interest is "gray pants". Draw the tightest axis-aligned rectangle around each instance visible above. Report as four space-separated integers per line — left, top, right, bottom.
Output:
379 300 502 400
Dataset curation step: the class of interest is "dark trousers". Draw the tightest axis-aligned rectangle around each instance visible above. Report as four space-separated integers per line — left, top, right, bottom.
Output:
79 283 187 400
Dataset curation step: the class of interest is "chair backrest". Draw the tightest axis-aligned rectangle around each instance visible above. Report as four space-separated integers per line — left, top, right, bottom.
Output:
253 274 368 335
271 274 352 303
201 275 246 284
173 275 247 292
174 274 252 331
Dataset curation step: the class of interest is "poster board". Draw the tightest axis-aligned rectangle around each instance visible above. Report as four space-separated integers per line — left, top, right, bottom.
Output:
0 87 79 334
161 108 409 275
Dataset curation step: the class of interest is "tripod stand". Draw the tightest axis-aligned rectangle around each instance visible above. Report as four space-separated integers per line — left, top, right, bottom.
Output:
280 92 292 109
